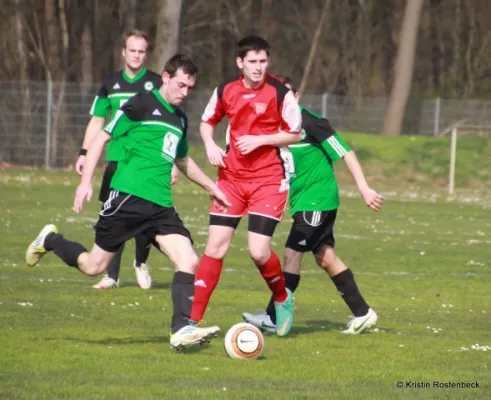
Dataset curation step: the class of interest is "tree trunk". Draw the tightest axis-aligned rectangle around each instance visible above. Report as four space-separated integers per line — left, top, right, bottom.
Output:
298 0 330 94
151 0 183 72
381 0 424 136
80 0 94 85
120 0 136 33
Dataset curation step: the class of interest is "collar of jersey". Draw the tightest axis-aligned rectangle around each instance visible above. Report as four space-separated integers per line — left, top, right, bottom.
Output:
152 89 176 114
122 67 147 83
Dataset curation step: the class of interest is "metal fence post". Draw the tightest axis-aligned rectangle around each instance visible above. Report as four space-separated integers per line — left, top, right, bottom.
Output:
433 97 440 136
448 126 457 195
321 92 328 117
45 80 53 169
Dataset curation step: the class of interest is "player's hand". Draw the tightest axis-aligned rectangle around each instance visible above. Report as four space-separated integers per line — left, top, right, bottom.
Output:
75 155 86 176
361 188 384 212
235 135 263 155
209 186 231 212
205 141 227 168
171 165 179 185
73 182 93 213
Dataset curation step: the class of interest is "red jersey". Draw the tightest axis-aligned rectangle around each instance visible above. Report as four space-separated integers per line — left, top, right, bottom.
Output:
202 74 302 184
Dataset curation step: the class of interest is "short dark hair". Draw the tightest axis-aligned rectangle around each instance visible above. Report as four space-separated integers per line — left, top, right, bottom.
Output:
163 53 198 77
236 35 270 59
122 29 149 48
276 75 297 93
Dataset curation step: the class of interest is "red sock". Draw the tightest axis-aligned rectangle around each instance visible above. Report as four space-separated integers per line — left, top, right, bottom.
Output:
255 251 287 302
190 254 223 322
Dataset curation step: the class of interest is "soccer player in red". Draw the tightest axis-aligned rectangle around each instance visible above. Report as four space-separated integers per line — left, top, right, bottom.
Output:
188 36 302 338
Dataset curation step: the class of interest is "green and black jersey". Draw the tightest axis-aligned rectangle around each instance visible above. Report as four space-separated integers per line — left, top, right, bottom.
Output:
288 107 352 214
89 68 163 161
103 89 188 208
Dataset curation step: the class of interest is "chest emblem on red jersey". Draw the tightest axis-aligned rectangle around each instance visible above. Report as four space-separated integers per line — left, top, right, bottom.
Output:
255 102 267 114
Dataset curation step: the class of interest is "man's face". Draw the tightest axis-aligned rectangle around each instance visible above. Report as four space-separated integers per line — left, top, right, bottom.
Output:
236 50 269 84
162 68 196 106
122 36 148 71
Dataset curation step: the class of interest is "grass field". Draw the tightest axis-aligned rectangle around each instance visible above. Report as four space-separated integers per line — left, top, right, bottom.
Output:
1 165 490 400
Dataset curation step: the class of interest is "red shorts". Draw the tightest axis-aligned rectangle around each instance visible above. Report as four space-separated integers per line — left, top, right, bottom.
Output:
210 179 288 221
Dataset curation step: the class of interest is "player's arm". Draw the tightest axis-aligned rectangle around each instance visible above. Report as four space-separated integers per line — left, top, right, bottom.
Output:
236 91 302 155
73 98 142 213
343 151 383 212
73 130 111 213
75 82 111 175
201 87 227 168
175 156 230 211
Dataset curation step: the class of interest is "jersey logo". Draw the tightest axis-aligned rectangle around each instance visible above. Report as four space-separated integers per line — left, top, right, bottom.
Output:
144 81 155 91
113 83 120 89
300 128 307 140
243 94 256 99
152 109 162 116
255 102 267 114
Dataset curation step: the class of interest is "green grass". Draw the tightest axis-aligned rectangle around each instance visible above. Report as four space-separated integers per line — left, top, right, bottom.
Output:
1 165 490 399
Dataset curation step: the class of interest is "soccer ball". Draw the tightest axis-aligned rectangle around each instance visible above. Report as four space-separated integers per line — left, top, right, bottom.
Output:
224 322 264 359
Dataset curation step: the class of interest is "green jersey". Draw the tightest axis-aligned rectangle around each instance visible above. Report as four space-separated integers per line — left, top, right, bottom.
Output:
103 89 188 208
288 107 351 214
89 68 162 162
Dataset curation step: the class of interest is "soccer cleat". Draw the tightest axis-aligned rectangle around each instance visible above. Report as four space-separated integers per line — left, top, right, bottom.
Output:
169 324 220 351
25 224 58 266
242 310 275 334
342 308 378 334
134 261 152 289
93 276 119 289
274 288 294 337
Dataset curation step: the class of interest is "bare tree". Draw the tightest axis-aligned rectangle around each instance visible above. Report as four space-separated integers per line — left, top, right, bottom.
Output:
381 0 424 136
298 0 330 94
151 0 183 71
80 0 94 85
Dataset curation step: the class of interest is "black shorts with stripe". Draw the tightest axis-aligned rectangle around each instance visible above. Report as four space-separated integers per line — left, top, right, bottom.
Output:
98 161 118 203
94 190 192 252
285 210 337 253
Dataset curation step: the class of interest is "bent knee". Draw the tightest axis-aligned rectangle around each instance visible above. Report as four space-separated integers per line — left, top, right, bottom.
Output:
249 248 270 266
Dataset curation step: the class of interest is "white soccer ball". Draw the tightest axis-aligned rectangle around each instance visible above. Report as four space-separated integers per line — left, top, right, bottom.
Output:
224 322 264 359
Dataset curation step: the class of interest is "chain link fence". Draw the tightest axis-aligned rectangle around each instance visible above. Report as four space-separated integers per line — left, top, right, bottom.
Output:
2 80 491 168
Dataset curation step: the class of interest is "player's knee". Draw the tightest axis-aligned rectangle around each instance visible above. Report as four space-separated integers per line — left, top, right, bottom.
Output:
249 247 270 266
204 242 228 259
315 249 336 271
81 253 109 276
177 253 200 274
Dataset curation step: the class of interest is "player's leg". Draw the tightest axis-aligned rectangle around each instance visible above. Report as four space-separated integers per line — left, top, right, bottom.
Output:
93 162 123 289
189 179 245 324
147 208 220 350
247 183 293 336
133 233 152 289
314 244 377 334
244 210 309 331
26 224 116 275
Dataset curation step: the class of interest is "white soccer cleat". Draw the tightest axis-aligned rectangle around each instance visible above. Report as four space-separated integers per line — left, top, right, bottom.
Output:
242 310 276 334
342 308 378 334
170 324 220 351
93 276 119 290
134 261 152 289
25 224 58 266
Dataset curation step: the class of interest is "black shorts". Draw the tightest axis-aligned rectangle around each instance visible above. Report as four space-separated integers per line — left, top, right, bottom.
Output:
94 190 193 252
285 210 337 253
98 161 118 203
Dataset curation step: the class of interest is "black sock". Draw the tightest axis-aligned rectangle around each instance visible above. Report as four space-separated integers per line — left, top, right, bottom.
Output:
331 269 369 317
106 244 124 280
266 272 301 324
134 234 151 267
171 271 195 334
44 233 86 268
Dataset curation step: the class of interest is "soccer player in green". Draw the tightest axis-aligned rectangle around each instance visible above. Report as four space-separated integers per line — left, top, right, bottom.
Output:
75 29 174 290
243 77 384 334
26 54 229 349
